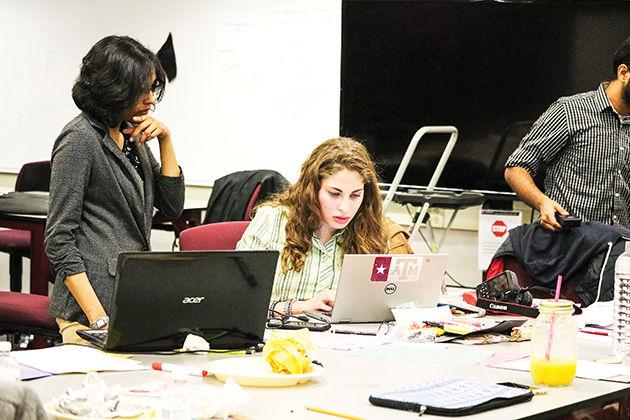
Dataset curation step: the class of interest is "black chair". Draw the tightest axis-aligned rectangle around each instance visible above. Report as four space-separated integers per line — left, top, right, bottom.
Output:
203 170 287 224
0 161 51 292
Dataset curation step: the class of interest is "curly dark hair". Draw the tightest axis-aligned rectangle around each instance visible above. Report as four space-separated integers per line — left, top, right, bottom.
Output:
72 35 166 127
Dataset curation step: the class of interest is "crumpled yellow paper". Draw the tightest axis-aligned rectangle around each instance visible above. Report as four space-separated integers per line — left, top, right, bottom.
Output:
263 329 315 374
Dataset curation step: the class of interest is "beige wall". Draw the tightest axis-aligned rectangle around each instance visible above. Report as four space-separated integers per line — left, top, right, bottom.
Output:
0 173 15 191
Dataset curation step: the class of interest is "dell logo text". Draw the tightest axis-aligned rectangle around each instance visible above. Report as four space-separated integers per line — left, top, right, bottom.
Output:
384 283 397 295
182 297 205 304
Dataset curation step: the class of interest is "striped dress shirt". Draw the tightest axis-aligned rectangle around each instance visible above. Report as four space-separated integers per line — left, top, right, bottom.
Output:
506 83 630 227
236 205 344 302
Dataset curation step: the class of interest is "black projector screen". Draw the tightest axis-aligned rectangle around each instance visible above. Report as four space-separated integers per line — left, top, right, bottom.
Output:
340 0 630 194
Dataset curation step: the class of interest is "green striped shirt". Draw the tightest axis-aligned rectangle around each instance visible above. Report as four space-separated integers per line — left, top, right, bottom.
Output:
236 205 344 301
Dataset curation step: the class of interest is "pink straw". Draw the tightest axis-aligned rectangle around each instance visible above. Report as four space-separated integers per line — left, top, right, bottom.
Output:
554 275 562 302
545 275 563 361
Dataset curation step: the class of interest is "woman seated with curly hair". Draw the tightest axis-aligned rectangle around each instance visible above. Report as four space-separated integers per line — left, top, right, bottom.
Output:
237 137 404 317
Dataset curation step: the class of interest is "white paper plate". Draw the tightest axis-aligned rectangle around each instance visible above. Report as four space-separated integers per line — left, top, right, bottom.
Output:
205 356 324 387
44 401 157 420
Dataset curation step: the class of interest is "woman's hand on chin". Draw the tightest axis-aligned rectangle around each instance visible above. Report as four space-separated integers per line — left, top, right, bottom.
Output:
122 115 171 146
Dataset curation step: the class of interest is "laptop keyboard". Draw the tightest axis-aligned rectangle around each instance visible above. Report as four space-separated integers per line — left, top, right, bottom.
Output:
89 331 108 342
78 329 108 346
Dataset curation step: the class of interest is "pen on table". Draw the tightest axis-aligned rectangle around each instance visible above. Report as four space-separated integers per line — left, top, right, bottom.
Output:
220 349 248 355
508 382 548 396
585 323 612 330
330 329 377 336
512 386 547 396
151 361 209 377
579 328 609 337
305 405 366 420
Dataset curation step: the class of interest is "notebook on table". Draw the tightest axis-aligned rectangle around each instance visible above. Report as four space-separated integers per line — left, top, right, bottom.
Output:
78 250 278 352
321 254 448 324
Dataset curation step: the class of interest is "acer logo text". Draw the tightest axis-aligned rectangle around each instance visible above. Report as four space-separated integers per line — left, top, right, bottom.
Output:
182 297 205 304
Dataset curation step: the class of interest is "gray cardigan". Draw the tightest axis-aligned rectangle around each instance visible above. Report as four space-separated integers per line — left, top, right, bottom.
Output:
46 113 185 325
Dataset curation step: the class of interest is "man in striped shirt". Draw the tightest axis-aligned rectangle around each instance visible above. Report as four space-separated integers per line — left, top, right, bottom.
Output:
505 37 630 231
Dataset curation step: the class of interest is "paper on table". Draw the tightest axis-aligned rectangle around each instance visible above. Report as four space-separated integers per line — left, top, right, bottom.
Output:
13 345 146 374
477 352 528 367
391 305 453 326
311 332 393 351
351 342 495 366
490 357 630 381
577 301 613 328
20 365 52 381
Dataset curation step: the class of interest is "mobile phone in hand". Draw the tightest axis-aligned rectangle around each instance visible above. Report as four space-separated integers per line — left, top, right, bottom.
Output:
555 212 581 229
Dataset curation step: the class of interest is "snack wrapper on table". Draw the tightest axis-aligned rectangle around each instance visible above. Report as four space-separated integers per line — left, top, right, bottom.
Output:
50 372 154 418
263 328 315 374
511 323 533 341
49 371 250 419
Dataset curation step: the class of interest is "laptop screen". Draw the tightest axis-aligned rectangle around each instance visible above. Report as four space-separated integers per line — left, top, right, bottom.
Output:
105 250 278 351
330 254 448 323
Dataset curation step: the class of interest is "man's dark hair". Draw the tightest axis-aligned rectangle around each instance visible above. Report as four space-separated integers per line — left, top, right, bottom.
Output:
72 36 166 127
612 36 630 79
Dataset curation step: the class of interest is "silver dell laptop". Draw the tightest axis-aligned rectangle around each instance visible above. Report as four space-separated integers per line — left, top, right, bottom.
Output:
326 254 448 323
78 250 278 351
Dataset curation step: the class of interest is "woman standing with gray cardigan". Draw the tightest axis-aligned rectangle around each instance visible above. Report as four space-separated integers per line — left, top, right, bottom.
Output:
45 36 185 344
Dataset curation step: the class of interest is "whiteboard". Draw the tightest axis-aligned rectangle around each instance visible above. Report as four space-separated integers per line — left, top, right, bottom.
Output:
0 0 341 184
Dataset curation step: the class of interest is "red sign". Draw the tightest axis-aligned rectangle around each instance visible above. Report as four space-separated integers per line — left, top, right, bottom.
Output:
491 220 508 237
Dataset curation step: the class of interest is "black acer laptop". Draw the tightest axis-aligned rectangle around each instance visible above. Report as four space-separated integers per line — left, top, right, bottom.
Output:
78 250 278 352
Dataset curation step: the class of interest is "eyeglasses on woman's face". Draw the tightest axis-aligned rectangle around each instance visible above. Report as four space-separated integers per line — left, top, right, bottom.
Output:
142 79 164 103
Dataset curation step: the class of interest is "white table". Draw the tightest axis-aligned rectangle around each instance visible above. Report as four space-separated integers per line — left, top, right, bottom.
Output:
24 330 630 419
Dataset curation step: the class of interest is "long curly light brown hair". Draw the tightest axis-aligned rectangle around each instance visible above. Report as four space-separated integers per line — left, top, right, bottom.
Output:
267 137 388 273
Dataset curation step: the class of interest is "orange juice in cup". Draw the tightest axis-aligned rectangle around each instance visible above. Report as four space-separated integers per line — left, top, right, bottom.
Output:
530 358 576 387
530 299 577 387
